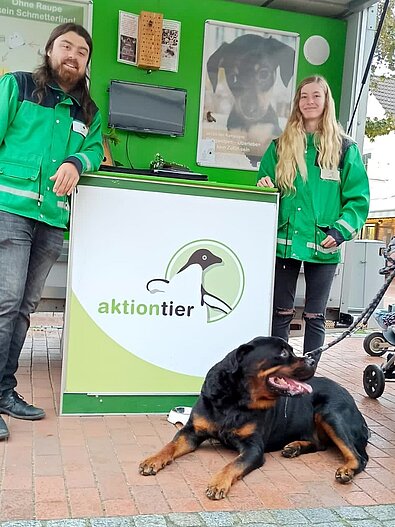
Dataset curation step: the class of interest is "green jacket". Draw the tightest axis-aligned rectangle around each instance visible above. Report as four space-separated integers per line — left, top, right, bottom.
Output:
258 134 370 264
0 72 104 229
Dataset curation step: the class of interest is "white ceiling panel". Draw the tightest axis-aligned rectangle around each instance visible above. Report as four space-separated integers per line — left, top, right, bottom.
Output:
225 0 379 19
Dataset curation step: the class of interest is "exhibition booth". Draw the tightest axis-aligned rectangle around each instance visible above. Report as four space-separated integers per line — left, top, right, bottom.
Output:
60 173 278 414
0 0 376 413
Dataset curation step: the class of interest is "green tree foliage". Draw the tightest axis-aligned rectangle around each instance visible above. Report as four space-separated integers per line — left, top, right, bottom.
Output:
365 113 395 140
367 0 395 138
373 0 395 73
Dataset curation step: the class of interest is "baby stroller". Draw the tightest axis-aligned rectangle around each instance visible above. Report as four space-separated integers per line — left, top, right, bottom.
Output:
360 236 395 398
363 307 395 398
307 236 395 399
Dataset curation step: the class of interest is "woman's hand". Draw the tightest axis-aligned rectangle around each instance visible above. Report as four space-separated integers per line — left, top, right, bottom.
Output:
257 176 274 188
321 235 337 248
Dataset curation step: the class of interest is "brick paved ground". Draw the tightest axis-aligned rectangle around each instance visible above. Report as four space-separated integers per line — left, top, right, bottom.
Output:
0 313 393 521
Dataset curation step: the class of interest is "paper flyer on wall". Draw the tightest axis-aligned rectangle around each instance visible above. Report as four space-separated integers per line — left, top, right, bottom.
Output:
160 19 181 72
117 11 180 72
117 10 138 66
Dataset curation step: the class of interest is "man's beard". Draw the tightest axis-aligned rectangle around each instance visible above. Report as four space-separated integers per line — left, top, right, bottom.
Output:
51 59 85 91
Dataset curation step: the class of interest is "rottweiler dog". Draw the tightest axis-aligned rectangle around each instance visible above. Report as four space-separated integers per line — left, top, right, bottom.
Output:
139 337 369 500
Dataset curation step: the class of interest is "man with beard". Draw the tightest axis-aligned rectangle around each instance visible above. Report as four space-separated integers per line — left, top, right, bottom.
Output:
0 23 103 439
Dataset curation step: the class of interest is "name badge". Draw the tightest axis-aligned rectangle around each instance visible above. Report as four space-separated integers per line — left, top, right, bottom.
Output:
72 120 88 137
320 168 340 181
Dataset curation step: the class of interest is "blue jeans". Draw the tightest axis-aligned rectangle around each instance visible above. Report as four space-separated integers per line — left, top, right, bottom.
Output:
272 257 337 355
0 211 64 393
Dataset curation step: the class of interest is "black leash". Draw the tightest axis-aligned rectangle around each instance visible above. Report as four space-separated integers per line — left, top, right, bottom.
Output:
306 266 395 363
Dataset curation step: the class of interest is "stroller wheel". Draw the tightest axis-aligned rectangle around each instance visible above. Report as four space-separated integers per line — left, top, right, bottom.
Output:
363 364 385 398
363 332 388 357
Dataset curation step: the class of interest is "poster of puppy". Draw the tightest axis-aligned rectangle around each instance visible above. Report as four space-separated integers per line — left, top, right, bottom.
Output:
197 21 299 171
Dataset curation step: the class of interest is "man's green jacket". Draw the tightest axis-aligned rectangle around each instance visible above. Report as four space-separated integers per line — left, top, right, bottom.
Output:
0 72 103 229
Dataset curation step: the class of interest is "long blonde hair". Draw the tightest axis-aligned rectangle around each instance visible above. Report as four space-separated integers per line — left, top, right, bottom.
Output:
276 75 343 193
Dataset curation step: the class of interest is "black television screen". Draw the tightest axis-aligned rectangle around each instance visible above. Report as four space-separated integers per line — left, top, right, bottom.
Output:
108 80 187 137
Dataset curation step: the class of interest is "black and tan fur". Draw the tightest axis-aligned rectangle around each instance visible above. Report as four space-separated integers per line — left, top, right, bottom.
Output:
139 336 369 499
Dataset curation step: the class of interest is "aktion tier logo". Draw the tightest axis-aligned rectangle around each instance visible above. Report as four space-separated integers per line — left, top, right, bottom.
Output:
147 240 244 323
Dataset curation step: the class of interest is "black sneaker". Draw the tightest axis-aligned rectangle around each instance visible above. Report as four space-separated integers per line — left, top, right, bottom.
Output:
0 416 9 439
0 390 45 420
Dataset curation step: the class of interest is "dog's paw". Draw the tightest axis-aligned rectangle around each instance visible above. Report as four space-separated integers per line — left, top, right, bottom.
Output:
335 467 355 484
139 456 167 476
281 443 301 458
206 483 229 500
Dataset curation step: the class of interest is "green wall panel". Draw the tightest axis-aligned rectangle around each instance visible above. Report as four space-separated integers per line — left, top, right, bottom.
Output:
90 0 346 185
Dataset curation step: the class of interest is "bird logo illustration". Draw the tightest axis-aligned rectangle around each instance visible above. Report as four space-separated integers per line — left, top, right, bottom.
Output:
147 248 232 315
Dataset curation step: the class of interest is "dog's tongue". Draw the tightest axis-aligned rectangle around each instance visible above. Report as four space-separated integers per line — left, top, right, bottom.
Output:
269 376 313 396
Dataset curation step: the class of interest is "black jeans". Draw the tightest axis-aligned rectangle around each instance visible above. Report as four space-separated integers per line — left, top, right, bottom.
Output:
272 258 337 354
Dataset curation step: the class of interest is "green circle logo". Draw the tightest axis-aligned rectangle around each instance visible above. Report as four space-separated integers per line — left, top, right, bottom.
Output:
166 240 244 323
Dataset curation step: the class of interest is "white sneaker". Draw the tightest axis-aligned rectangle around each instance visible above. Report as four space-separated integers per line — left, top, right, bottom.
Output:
167 406 192 427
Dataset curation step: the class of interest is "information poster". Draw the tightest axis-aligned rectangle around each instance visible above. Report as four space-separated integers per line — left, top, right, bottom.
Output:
117 10 138 66
0 0 88 75
197 20 299 170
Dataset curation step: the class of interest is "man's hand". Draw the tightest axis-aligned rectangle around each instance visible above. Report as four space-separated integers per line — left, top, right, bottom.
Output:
257 176 275 188
50 162 80 196
321 235 337 248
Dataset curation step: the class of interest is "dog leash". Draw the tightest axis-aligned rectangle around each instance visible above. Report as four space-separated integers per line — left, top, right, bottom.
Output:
306 266 395 363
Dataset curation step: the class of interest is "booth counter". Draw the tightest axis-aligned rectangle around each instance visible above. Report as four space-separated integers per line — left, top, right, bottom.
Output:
60 172 278 414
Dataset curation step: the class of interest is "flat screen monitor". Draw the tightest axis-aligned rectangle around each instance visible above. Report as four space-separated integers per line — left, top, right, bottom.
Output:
108 80 187 137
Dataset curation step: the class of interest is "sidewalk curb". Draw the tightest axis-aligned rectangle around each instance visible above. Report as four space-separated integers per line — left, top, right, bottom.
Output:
1 505 395 527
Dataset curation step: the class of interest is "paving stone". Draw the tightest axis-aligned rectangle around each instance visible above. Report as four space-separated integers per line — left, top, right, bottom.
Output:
348 520 385 527
271 510 309 524
46 522 87 527
242 524 279 527
90 519 133 527
366 507 395 521
134 516 167 527
235 511 276 524
0 523 43 527
198 512 236 526
335 507 372 520
167 513 203 526
284 524 321 527
299 508 340 523
305 524 345 527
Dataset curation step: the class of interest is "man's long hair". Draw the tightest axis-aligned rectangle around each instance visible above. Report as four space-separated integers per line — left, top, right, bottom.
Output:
275 75 345 193
32 23 96 126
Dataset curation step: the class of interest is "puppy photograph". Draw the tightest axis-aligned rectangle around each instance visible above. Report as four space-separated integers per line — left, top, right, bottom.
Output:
139 336 369 500
197 22 298 170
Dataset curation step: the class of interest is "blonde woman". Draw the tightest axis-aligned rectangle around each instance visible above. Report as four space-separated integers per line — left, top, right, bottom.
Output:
257 75 369 357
